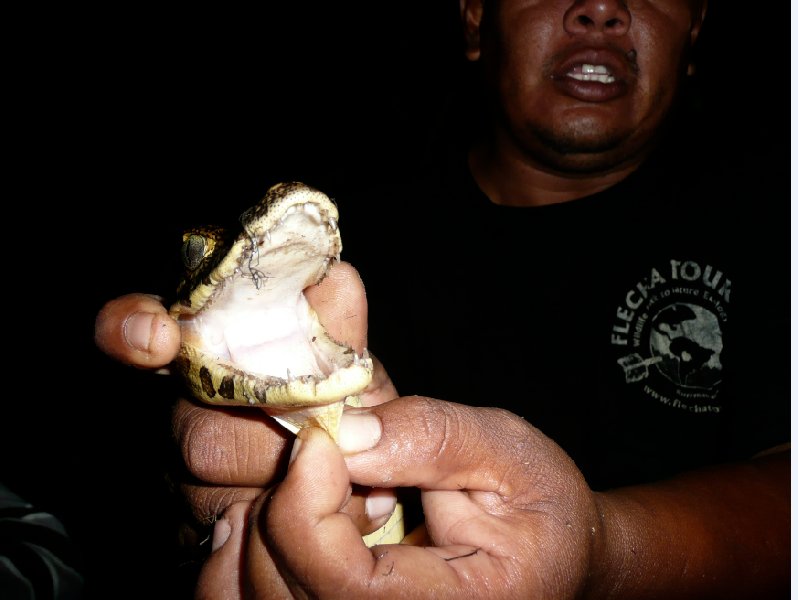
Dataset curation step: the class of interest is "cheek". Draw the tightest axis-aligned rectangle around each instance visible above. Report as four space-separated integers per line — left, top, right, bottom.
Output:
633 22 693 108
494 5 556 73
496 23 556 111
653 56 689 106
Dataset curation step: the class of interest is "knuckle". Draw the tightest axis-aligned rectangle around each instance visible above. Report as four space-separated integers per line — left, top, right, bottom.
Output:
178 406 231 483
407 399 545 494
173 400 290 486
405 396 468 463
182 484 262 526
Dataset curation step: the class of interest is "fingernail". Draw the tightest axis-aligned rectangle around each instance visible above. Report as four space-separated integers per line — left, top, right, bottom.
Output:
338 411 382 454
123 312 155 352
211 518 231 552
365 488 397 521
288 437 303 465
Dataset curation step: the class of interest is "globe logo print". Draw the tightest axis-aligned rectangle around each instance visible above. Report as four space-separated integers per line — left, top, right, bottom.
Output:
649 303 723 389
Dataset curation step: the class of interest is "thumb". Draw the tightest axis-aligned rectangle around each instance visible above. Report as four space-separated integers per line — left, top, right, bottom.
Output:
253 427 374 596
94 293 181 368
194 500 251 600
306 260 398 406
304 261 368 354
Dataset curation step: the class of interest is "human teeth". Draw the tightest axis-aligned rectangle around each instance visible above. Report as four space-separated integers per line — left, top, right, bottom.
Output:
567 64 615 83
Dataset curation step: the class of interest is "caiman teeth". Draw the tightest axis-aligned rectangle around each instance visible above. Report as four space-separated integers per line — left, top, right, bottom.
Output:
329 216 338 231
567 64 616 84
276 202 324 227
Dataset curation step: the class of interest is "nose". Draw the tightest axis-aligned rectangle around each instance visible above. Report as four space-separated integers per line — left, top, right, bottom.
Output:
564 0 631 36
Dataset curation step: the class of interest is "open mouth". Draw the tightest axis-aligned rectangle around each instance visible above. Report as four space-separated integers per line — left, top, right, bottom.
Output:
566 64 616 84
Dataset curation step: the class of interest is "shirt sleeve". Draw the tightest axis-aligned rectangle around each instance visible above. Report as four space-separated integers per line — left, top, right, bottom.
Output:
0 483 84 600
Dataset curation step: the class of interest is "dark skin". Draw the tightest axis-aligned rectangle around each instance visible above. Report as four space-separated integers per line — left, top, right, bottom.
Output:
467 0 704 204
95 0 789 597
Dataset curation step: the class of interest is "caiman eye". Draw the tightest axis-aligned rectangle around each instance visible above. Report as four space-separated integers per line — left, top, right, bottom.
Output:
181 234 209 271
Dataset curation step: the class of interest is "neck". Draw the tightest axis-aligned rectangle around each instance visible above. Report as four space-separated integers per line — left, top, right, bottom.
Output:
468 137 646 208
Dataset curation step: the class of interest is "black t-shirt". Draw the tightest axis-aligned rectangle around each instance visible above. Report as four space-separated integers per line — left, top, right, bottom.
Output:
340 132 789 491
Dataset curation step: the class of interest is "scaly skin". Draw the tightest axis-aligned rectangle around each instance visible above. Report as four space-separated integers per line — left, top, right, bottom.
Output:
168 181 373 440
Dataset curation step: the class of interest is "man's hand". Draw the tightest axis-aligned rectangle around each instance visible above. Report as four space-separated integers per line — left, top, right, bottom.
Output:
198 397 600 599
197 395 790 600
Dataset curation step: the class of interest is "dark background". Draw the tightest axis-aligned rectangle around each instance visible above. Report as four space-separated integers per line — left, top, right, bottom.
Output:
3 4 789 598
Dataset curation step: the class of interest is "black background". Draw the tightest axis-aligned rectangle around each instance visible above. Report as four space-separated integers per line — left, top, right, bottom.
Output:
3 4 789 598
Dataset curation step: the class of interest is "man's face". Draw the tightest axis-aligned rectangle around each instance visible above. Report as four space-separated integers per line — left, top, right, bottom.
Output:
467 0 705 173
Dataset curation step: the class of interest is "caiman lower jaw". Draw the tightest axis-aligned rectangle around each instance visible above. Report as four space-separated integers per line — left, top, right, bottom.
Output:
175 273 373 408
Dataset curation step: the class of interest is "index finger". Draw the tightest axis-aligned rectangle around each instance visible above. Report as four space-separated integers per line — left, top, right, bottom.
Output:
94 293 181 368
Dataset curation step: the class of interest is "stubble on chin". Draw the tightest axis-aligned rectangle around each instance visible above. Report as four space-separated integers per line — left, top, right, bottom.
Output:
536 117 624 155
524 120 635 174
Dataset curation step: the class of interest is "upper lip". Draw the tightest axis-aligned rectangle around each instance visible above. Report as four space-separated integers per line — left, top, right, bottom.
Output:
550 46 637 84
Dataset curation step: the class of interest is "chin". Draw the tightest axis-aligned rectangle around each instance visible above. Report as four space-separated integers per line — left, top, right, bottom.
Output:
528 125 645 174
536 152 622 175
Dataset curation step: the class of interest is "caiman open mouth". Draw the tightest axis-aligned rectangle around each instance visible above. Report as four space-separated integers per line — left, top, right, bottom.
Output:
169 182 373 417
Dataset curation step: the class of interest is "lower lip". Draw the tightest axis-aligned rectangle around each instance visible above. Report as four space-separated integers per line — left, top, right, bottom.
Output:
552 76 627 103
